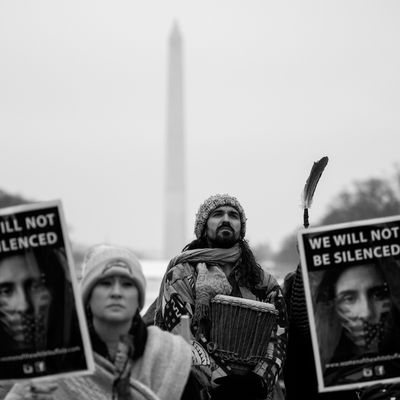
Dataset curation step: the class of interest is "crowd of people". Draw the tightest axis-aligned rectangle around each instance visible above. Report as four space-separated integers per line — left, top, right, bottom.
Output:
0 193 399 400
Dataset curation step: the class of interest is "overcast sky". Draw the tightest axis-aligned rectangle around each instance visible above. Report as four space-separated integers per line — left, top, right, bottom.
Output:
1 1 399 257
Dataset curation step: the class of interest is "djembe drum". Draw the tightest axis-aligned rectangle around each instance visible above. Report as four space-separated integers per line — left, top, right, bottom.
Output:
209 294 278 374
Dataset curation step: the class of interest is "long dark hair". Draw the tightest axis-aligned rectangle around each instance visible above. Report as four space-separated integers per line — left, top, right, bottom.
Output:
182 237 263 289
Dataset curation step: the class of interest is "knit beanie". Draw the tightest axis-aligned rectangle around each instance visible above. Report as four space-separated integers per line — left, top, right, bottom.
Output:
80 244 146 310
194 194 247 239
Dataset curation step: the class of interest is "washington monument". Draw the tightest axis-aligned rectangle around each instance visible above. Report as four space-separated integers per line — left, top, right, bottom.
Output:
164 22 186 258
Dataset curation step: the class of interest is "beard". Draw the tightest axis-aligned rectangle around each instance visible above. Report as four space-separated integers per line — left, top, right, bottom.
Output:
208 231 239 248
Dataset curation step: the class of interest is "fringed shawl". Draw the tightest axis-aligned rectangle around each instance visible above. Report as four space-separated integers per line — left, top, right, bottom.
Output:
154 245 241 327
5 326 191 400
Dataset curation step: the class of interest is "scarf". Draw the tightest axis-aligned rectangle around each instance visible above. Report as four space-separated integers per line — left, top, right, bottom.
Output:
155 245 241 327
166 244 241 273
16 326 191 400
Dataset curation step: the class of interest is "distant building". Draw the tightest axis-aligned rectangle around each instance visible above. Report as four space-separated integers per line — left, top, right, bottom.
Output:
164 22 186 259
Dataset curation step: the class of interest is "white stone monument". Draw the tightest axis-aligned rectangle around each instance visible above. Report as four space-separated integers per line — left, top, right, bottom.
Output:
164 22 186 258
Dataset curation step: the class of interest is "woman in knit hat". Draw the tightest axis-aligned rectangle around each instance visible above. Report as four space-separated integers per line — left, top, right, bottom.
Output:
3 244 196 400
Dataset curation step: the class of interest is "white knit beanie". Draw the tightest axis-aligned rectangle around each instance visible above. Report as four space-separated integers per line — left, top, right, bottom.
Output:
194 194 247 239
80 244 146 310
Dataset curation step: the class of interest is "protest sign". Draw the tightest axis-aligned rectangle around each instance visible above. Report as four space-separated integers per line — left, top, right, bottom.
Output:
298 215 400 392
0 201 94 381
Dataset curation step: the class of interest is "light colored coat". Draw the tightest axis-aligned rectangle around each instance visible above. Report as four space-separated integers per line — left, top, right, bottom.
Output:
4 326 192 400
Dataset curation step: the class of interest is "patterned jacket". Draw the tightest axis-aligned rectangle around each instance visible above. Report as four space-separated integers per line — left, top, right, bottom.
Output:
156 260 288 399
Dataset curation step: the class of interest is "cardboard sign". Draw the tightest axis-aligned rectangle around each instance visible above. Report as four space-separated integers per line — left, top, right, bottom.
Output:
298 215 400 392
0 201 94 381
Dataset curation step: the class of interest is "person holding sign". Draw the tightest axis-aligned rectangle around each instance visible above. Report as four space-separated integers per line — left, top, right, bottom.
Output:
283 157 400 399
3 244 196 400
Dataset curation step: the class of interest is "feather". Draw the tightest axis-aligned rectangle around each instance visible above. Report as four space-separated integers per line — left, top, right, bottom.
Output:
302 156 329 228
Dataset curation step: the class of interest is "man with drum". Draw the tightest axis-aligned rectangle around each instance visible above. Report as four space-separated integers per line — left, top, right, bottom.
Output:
153 194 288 400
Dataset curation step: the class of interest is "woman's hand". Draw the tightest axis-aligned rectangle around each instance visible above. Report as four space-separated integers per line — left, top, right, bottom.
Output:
5 381 58 400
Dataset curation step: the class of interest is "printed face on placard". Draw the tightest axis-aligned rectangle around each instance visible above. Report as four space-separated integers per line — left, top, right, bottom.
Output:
0 253 52 351
334 264 391 351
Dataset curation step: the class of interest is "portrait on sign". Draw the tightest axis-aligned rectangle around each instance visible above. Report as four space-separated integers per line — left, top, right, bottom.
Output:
298 216 400 393
0 202 93 381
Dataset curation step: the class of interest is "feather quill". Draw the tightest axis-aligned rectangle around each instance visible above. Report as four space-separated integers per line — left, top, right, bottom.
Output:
302 156 329 228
